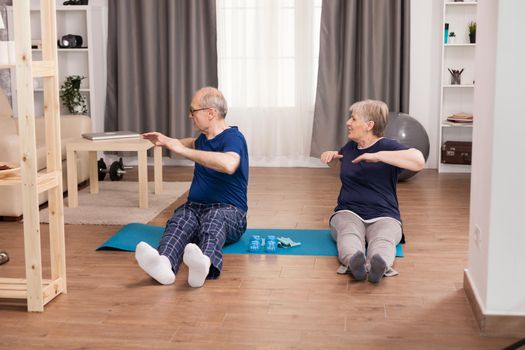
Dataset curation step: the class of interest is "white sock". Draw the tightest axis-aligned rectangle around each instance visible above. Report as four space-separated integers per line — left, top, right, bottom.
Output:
183 243 211 288
135 241 175 285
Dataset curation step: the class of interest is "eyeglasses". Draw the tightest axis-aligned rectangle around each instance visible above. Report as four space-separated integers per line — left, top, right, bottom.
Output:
189 106 212 116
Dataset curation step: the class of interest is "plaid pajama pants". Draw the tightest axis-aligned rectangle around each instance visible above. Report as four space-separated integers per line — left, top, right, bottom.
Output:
157 201 247 279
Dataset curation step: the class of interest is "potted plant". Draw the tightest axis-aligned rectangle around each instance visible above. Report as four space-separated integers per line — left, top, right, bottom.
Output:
468 21 476 43
60 75 87 114
448 32 456 44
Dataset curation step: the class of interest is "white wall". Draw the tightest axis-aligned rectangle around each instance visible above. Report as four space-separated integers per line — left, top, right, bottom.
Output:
409 0 442 169
466 0 496 311
90 0 107 6
89 1 107 133
468 0 525 315
487 0 525 311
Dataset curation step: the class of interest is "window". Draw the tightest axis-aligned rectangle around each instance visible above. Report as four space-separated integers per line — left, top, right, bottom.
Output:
216 0 323 164
217 0 322 108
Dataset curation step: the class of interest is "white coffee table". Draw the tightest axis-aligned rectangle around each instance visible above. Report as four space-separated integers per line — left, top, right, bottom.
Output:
66 138 163 209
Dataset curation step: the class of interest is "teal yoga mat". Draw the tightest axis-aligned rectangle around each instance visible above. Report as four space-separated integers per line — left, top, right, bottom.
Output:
96 223 404 257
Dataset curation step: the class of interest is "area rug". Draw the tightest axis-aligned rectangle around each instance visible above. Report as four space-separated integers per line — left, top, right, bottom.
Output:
96 223 404 257
40 181 191 225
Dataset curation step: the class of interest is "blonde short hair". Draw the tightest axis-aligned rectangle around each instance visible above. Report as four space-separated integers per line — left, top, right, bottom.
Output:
349 100 389 137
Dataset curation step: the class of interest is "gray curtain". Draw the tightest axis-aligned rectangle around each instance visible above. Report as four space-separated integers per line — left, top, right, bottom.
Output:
105 0 218 139
310 0 410 156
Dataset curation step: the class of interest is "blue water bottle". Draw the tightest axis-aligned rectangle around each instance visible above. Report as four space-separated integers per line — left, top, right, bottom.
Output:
266 235 277 253
249 235 261 253
444 23 449 44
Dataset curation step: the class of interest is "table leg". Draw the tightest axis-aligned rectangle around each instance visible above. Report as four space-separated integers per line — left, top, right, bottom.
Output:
66 147 78 208
154 146 163 194
89 151 98 194
138 150 148 208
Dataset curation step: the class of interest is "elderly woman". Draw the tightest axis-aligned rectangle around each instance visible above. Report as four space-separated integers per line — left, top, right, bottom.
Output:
320 100 425 283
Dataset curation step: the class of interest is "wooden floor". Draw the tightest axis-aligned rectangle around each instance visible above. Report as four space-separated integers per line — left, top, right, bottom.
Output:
0 167 520 349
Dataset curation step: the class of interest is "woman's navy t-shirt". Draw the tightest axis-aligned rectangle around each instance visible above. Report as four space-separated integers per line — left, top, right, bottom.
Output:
335 138 409 222
188 127 249 212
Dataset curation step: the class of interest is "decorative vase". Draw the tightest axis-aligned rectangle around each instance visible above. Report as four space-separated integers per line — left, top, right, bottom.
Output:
469 32 476 43
73 104 84 114
448 68 464 85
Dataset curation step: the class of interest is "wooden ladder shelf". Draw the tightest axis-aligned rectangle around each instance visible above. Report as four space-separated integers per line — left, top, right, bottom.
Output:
0 0 67 312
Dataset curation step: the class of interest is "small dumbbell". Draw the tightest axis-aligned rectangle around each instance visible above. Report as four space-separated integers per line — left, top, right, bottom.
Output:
97 158 107 181
97 158 131 181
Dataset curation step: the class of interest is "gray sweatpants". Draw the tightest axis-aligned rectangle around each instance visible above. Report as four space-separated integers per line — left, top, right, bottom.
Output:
329 211 402 270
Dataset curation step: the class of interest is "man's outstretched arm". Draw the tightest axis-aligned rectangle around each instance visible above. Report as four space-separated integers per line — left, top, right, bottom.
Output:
143 132 195 149
143 132 240 175
179 148 240 175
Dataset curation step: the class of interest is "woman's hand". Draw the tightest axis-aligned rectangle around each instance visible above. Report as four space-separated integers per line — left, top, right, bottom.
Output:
320 151 343 164
352 153 380 164
352 149 425 171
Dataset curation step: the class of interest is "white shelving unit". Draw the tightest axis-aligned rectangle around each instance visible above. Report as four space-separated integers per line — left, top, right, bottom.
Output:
438 1 477 173
6 1 96 120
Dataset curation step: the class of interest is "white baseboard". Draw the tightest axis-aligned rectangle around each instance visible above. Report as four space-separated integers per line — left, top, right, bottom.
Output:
464 269 525 337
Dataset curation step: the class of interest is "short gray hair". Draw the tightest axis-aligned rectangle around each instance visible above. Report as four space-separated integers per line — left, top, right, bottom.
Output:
199 87 228 118
349 99 389 137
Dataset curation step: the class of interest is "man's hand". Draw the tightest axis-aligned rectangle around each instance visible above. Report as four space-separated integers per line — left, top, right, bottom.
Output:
142 132 173 148
143 132 188 155
352 153 380 164
320 151 343 164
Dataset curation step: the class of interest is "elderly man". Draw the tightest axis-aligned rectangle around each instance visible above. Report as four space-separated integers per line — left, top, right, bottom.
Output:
137 87 249 288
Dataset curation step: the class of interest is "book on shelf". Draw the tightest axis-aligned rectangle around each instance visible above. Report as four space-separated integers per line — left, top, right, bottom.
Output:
446 112 473 124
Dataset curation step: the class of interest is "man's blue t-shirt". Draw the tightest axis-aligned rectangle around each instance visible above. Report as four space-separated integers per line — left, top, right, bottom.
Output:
335 138 409 222
188 127 249 212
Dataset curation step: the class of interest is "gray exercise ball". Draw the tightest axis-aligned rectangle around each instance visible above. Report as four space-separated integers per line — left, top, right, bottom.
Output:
384 112 430 181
